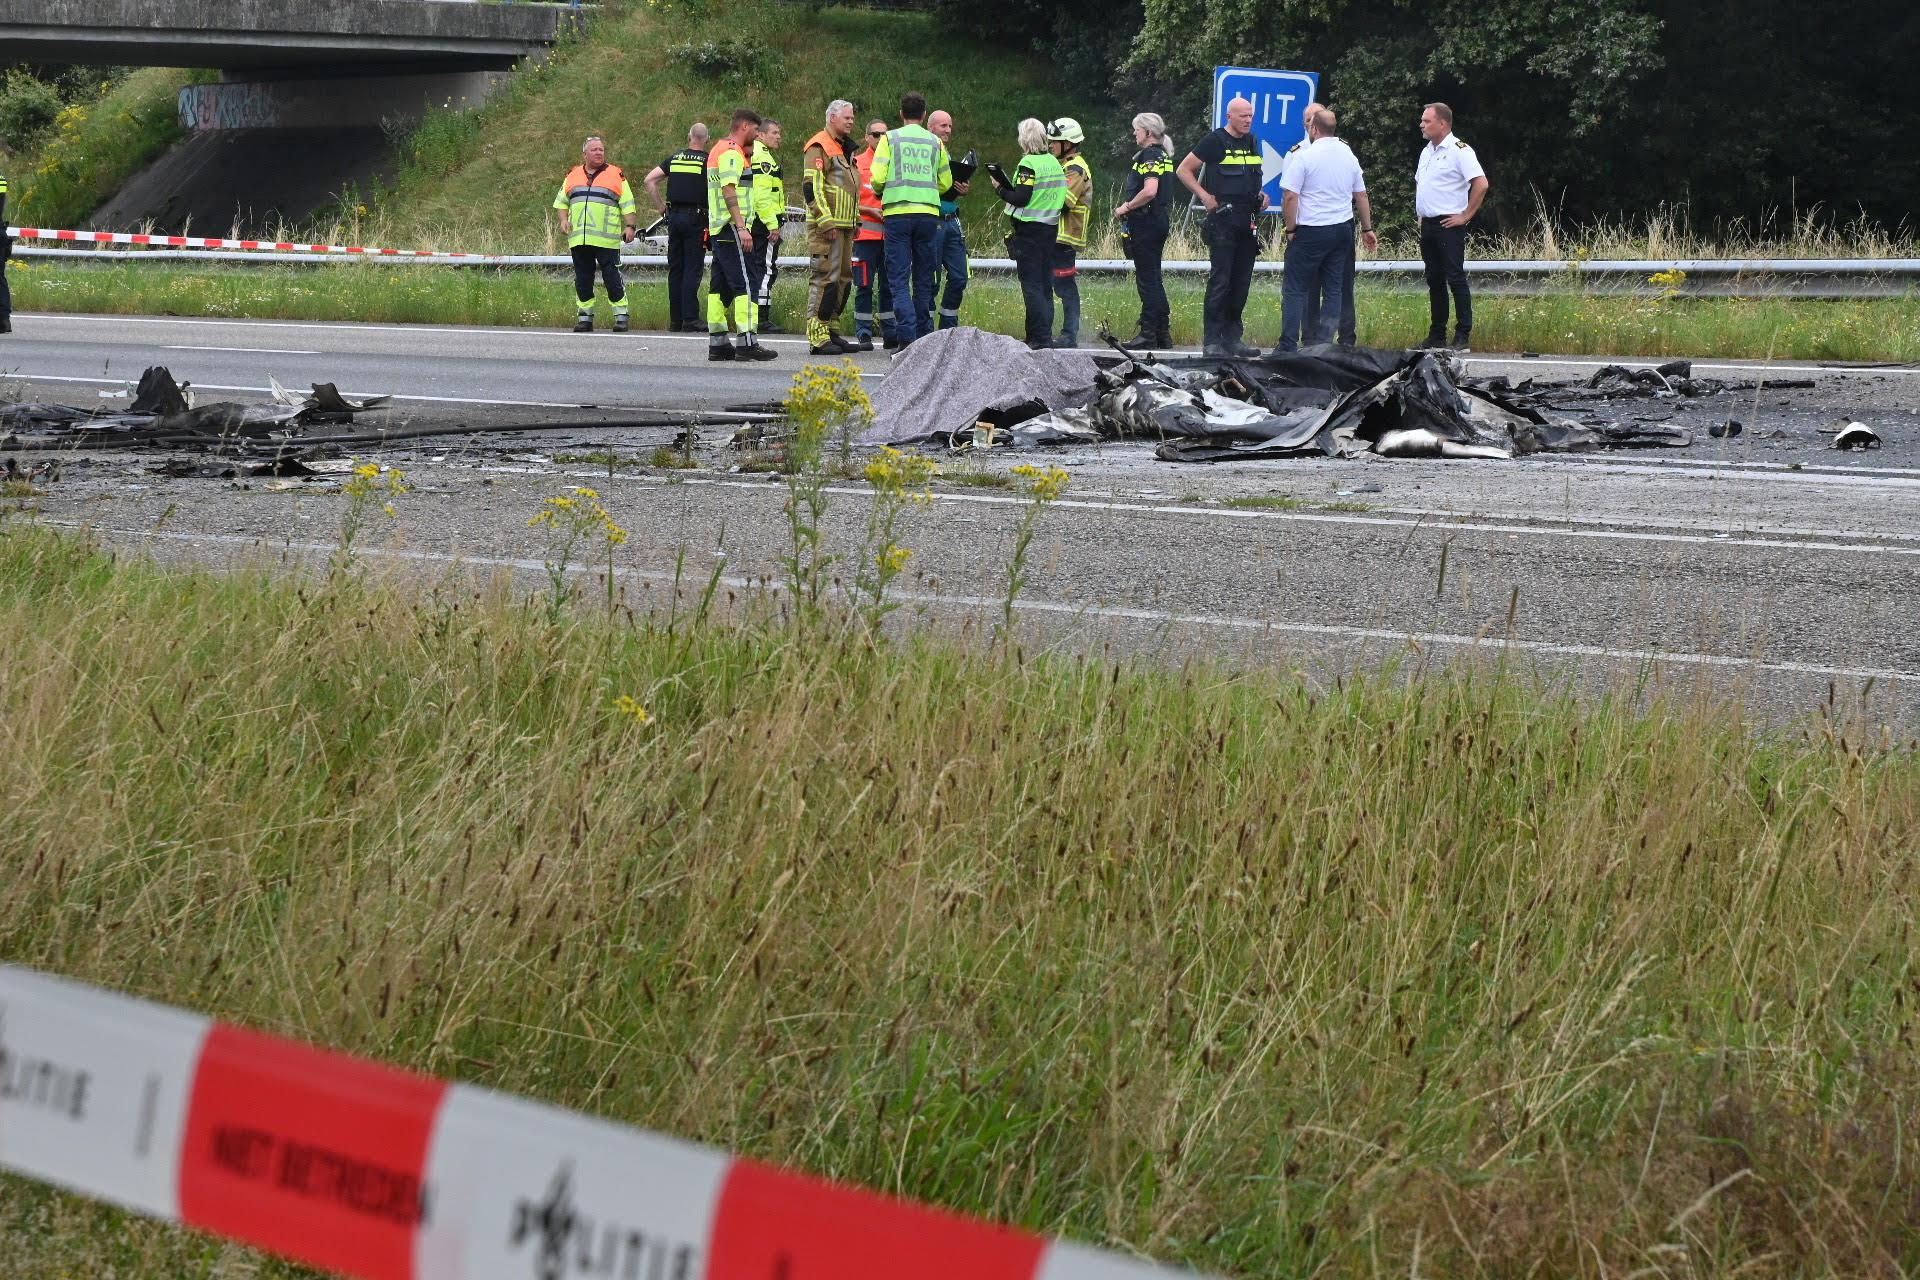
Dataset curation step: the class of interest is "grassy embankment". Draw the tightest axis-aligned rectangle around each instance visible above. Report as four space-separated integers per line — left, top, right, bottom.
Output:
5 67 198 231
2 473 1919 1278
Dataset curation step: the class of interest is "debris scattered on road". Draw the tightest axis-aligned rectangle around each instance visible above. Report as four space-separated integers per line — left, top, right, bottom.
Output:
1 366 382 455
2 367 777 474
1831 421 1882 450
865 336 1720 461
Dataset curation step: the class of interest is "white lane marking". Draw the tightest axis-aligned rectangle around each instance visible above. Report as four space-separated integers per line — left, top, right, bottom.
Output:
1461 354 1920 378
643 475 1920 558
62 524 1920 687
162 344 321 355
9 371 585 409
16 311 821 346
1544 455 1920 481
1372 505 1920 545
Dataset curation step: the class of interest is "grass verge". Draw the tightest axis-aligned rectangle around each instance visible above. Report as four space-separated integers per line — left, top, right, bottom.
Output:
10 260 1920 361
1 518 1918 1278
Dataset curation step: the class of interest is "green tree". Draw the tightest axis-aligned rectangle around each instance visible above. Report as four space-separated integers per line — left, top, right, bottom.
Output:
1129 0 1663 232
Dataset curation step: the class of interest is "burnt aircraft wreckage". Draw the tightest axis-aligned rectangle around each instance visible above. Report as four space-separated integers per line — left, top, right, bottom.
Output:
862 327 1820 460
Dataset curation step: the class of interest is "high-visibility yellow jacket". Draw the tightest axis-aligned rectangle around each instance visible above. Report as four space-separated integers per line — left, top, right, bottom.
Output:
750 139 785 230
869 123 950 218
551 163 636 250
706 138 753 236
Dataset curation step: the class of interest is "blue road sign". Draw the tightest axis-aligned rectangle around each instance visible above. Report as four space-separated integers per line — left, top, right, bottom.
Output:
1212 66 1320 211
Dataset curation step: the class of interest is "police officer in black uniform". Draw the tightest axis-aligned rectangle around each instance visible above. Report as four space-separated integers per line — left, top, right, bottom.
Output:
1176 96 1268 357
644 122 712 333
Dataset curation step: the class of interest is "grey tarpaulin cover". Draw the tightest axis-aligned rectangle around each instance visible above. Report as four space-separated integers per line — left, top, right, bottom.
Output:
862 326 1101 445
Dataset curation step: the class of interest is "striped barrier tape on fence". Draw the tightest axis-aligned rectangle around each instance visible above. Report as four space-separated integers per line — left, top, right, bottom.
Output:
14 226 1919 282
0 965 1201 1280
5 226 514 260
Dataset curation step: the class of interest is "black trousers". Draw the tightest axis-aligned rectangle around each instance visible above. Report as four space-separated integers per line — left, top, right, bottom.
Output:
1304 225 1356 346
1419 216 1472 338
1123 222 1169 333
665 207 706 329
570 244 625 306
1005 221 1057 349
1201 204 1258 348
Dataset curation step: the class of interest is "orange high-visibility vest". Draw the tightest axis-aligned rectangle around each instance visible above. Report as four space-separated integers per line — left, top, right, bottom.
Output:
856 148 885 244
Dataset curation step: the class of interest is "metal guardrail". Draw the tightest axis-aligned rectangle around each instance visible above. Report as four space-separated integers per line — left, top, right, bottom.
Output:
16 246 1920 294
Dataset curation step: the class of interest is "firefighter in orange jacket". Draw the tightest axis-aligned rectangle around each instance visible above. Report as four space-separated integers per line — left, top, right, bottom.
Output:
849 120 896 351
552 134 638 333
802 99 862 355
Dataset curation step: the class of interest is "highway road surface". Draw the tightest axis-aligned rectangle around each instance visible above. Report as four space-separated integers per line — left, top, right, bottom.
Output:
6 311 1918 729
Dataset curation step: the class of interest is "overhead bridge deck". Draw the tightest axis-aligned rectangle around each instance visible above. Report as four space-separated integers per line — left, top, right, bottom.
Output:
0 0 573 72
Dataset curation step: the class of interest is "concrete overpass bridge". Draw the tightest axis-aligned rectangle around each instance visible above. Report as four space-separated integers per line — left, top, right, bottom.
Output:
0 0 582 232
0 0 572 73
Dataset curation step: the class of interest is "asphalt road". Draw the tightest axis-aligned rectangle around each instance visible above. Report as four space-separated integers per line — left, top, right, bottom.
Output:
0 311 815 411
6 311 1918 730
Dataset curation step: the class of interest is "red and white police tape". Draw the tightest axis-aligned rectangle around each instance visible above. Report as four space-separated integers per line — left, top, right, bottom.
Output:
5 226 514 260
0 965 1203 1280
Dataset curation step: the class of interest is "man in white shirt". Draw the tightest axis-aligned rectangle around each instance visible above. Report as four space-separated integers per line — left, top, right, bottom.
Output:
1415 101 1489 351
1274 107 1377 353
1280 102 1356 347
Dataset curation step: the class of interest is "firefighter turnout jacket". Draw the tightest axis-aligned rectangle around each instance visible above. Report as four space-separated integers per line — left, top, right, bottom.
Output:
802 129 860 229
1059 152 1093 249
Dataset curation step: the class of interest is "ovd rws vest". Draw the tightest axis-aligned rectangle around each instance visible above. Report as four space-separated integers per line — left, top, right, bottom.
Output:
875 123 942 216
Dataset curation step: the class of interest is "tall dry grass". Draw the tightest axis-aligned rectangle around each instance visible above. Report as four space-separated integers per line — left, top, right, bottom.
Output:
2 513 1919 1277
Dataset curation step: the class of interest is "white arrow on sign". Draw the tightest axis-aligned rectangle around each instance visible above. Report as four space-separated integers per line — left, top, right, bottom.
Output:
1261 139 1287 188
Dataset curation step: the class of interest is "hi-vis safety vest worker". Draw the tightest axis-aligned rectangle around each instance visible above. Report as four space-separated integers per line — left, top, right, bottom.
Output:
707 137 753 236
869 123 950 217
552 161 637 250
750 138 785 230
1005 153 1068 224
1058 152 1093 249
803 128 860 229
856 148 885 243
